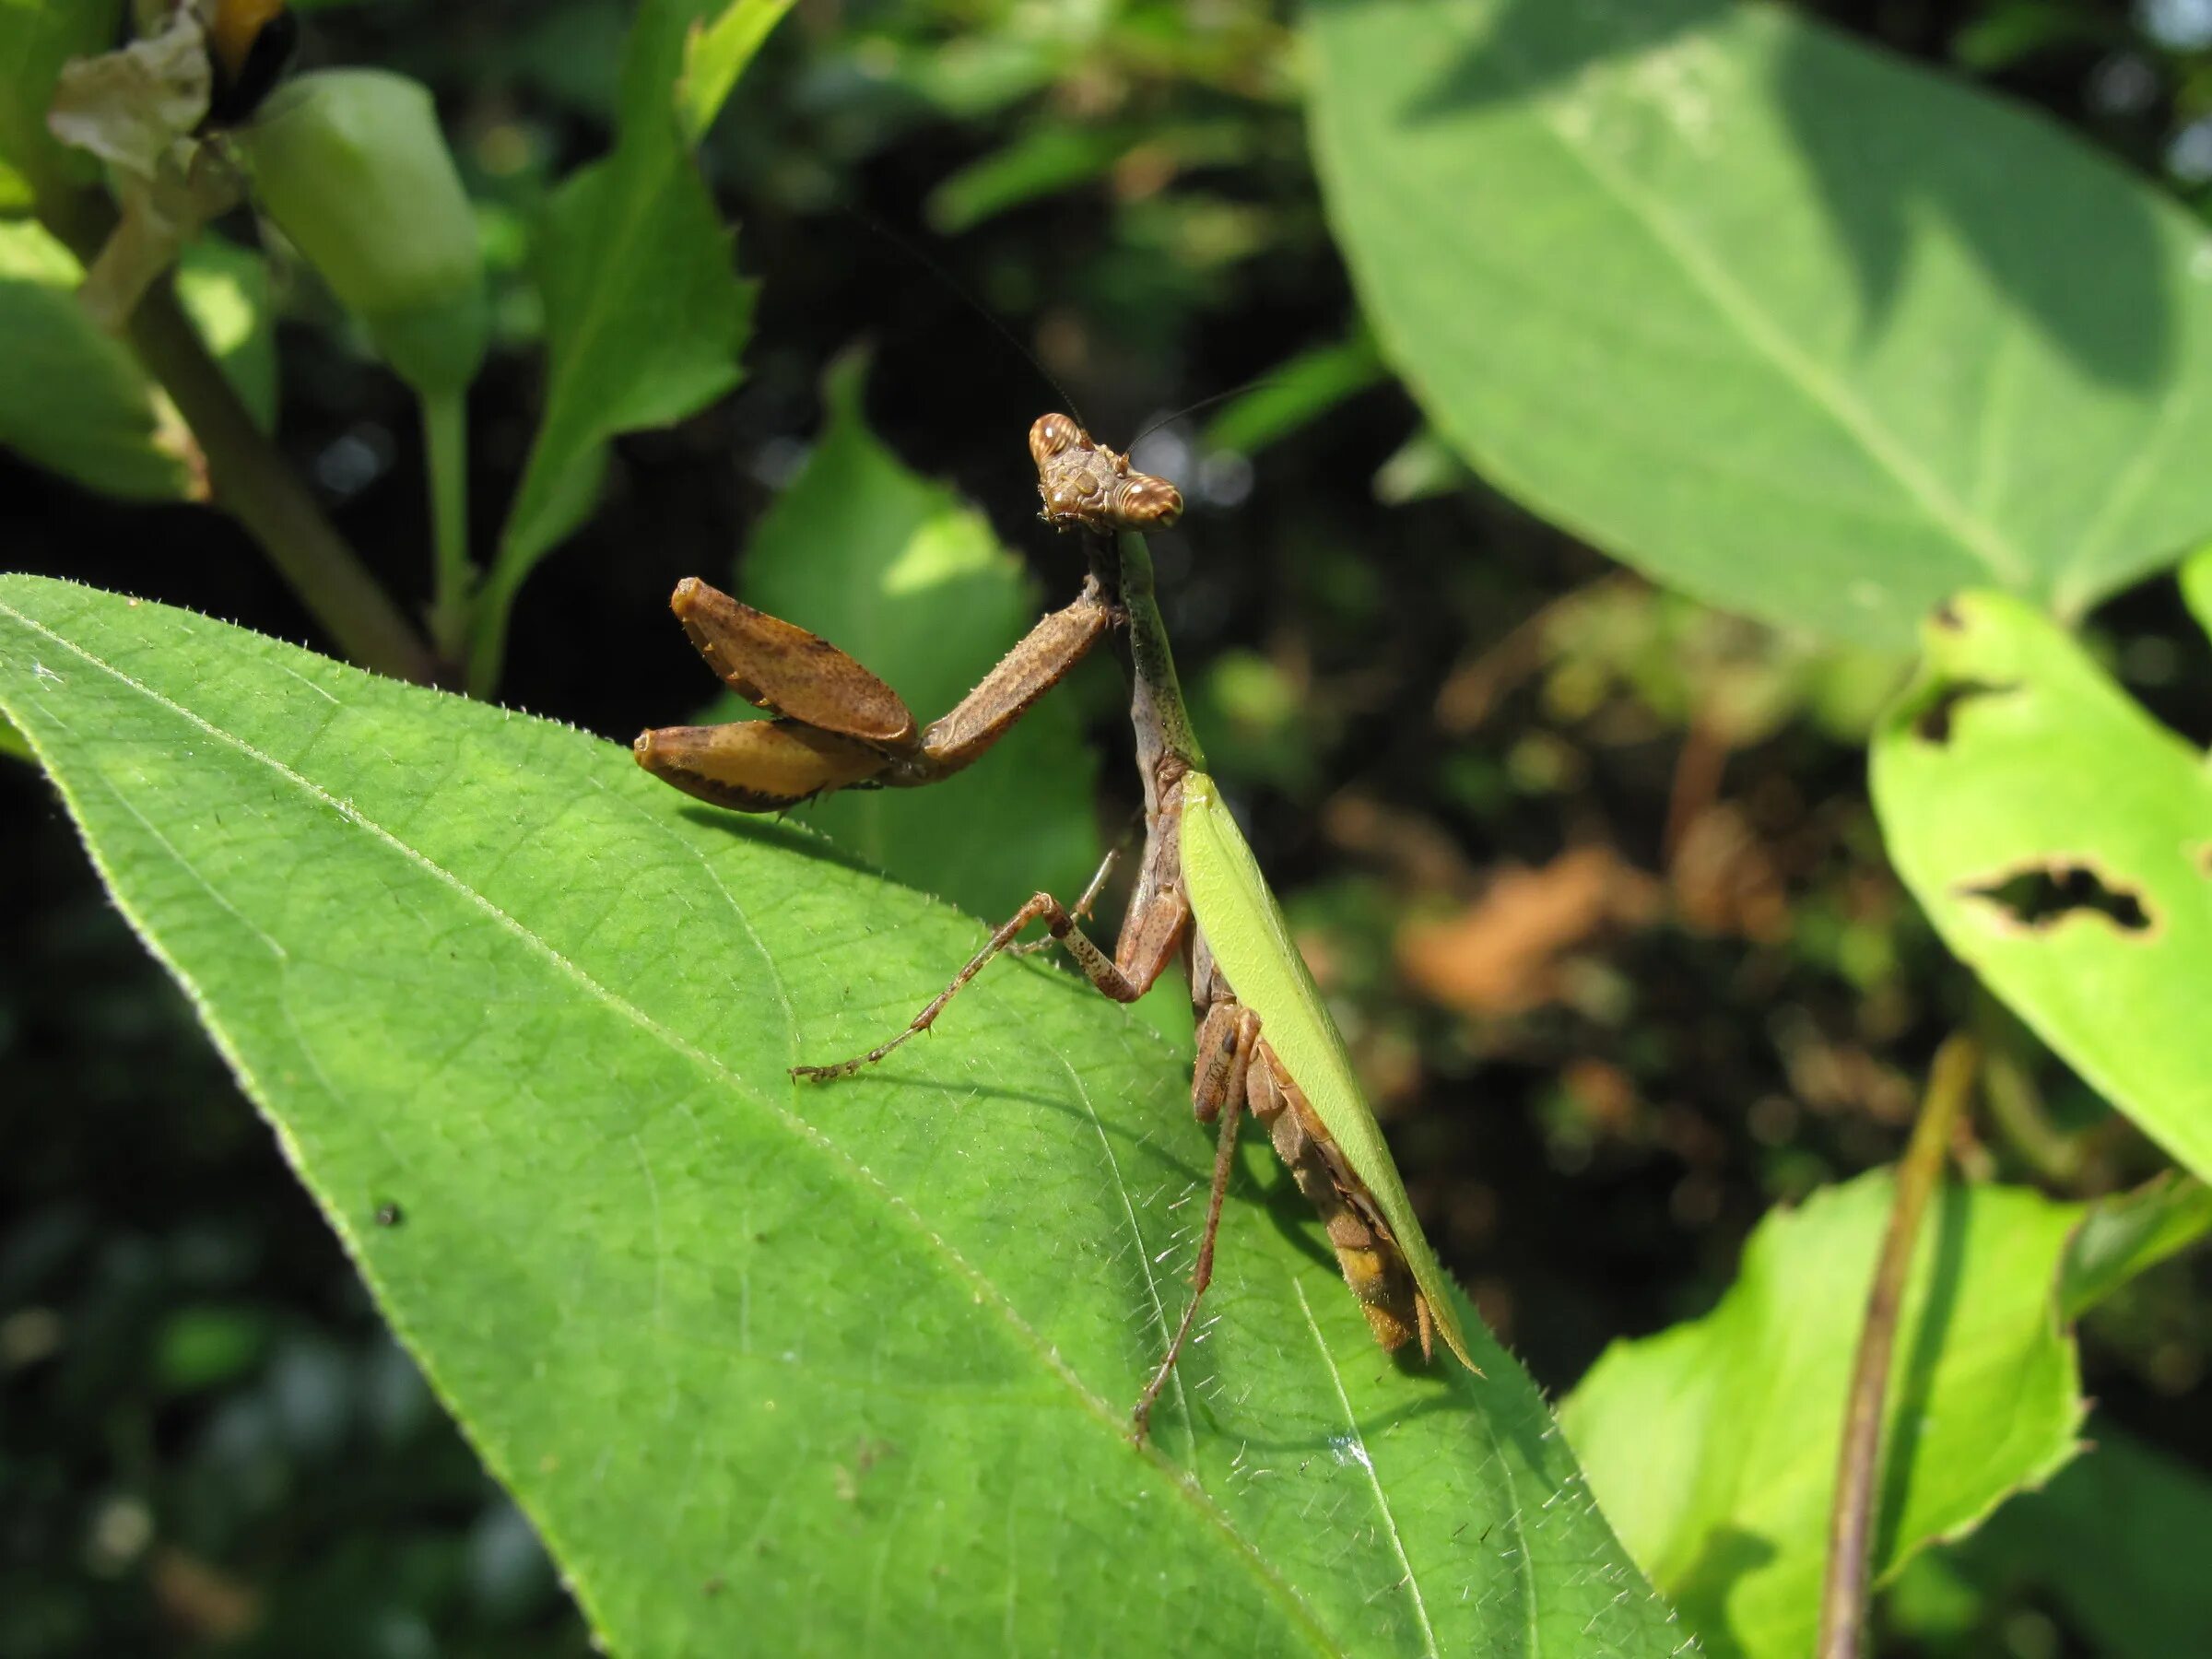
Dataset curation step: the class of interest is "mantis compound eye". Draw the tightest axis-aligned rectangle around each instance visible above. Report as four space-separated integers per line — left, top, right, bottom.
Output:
1029 414 1086 466
1112 475 1183 528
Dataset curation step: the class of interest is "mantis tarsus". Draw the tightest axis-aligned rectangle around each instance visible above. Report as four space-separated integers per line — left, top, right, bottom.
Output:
635 414 1478 1439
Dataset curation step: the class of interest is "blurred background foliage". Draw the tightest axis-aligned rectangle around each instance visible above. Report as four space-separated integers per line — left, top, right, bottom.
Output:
5 0 2211 1653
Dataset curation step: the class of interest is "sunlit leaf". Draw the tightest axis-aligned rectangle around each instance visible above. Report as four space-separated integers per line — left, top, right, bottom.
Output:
1562 1171 2084 1659
0 574 1689 1659
1870 592 2212 1183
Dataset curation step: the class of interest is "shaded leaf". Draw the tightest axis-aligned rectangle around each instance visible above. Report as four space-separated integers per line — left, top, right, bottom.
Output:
1200 329 1387 457
0 217 188 499
1869 591 2212 1183
925 122 1135 234
0 221 272 500
1961 1419 2212 1659
1561 1171 2084 1659
718 360 1104 924
481 0 775 680
1306 0 2212 646
0 574 1688 1658
173 231 277 429
0 0 124 205
2059 1172 2212 1320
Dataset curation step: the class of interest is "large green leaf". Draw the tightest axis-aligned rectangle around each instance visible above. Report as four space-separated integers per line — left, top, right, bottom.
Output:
0 574 1687 1658
718 360 1103 924
1305 0 2212 646
1560 1171 2085 1659
478 0 778 684
1869 591 2212 1183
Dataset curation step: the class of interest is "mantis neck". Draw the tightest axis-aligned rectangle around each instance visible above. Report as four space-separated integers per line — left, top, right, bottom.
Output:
1112 532 1206 782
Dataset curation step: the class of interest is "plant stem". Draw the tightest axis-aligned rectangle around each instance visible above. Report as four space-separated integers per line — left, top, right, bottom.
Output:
1817 1034 1981 1659
41 186 440 686
421 386 474 669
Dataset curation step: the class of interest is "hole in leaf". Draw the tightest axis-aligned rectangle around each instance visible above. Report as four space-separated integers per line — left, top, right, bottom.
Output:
1961 862 2152 934
1912 679 2016 746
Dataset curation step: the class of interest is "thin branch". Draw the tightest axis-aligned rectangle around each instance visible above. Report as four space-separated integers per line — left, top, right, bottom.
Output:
1817 1034 1981 1659
42 186 441 686
421 385 475 668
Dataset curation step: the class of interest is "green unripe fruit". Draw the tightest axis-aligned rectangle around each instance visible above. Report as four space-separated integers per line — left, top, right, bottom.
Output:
237 68 485 396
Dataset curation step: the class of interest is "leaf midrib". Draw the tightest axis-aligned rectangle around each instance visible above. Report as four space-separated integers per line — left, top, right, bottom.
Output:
0 589 1347 1655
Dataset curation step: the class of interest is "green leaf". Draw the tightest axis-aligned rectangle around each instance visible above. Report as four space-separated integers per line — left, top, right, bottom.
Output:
155 1304 274 1394
677 0 797 144
2181 544 2212 647
0 574 1687 1658
925 124 1137 234
1199 329 1387 458
172 231 278 430
0 0 124 206
1560 1171 2084 1659
2059 1173 2212 1320
0 221 273 500
480 0 769 686
724 361 1104 924
1869 591 2212 1183
1305 0 2212 647
1962 1419 2212 1659
0 217 188 498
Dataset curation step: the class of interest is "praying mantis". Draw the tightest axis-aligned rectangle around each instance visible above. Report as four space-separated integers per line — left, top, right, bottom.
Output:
634 415 1479 1438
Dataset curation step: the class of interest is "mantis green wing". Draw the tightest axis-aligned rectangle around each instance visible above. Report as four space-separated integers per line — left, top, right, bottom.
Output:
1179 770 1478 1371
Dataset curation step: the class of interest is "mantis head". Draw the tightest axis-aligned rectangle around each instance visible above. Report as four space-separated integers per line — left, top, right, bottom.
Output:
1029 414 1182 534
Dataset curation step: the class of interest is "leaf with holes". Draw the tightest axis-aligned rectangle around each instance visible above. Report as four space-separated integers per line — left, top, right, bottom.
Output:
1870 591 2212 1182
1305 0 2212 646
0 574 1688 1658
1561 1171 2087 1659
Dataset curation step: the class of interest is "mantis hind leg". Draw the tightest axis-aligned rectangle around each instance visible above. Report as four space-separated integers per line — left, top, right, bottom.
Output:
1132 1002 1258 1442
1248 1048 1427 1358
790 889 1157 1082
1006 841 1120 959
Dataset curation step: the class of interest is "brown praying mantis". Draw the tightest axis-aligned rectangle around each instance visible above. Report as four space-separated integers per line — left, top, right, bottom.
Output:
635 415 1479 1439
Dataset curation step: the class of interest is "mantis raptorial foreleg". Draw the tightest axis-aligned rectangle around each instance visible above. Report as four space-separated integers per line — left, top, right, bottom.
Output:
635 571 1119 811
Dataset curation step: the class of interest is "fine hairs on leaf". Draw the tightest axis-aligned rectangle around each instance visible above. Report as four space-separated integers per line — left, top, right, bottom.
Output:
0 574 1686 1658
